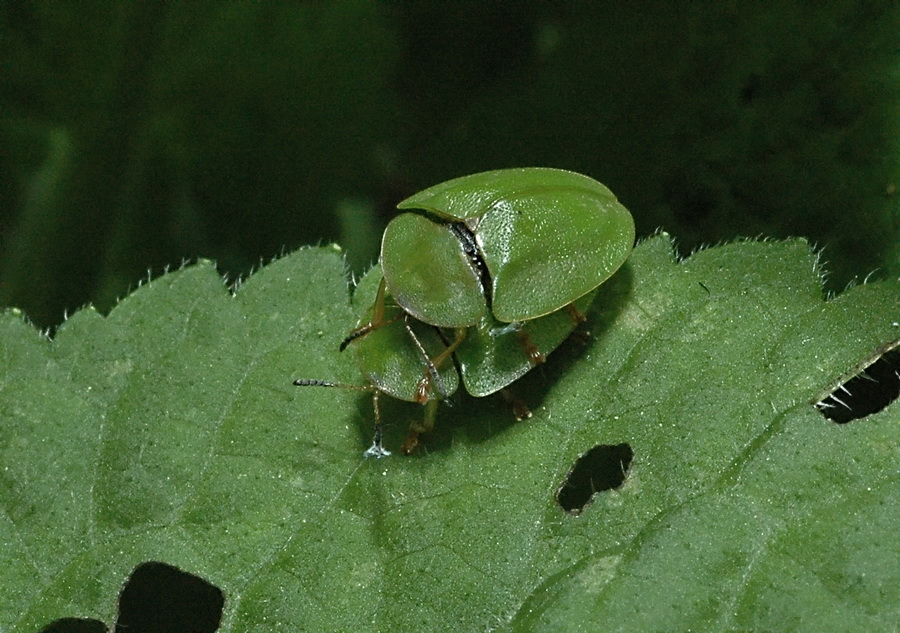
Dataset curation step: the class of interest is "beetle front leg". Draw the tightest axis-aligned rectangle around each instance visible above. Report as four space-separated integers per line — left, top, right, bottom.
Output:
292 377 390 458
432 327 467 366
405 324 467 403
340 277 402 351
401 398 439 455
419 327 467 398
363 390 392 458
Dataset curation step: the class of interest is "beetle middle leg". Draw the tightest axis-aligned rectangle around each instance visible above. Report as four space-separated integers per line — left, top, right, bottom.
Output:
401 398 439 455
400 324 467 454
515 328 546 366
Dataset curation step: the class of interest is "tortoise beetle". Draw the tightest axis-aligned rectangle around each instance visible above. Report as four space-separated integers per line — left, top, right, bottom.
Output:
296 168 634 456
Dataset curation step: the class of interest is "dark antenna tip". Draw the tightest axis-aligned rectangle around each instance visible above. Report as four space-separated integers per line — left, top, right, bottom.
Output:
293 379 335 387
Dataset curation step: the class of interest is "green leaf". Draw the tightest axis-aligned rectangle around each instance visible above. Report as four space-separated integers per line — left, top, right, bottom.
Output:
2 236 897 632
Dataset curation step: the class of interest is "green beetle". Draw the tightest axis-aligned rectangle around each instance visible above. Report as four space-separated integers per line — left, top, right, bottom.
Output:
296 168 634 456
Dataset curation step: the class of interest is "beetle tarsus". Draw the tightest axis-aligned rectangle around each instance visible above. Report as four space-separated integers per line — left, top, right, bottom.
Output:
363 442 392 459
363 394 391 458
400 432 420 455
516 328 546 366
414 376 431 404
500 388 532 421
565 302 587 325
401 399 438 454
568 329 592 346
402 420 426 454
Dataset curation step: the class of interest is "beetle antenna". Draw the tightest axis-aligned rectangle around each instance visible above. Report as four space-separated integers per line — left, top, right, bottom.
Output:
292 378 372 392
433 326 464 376
402 317 451 400
339 327 370 352
295 379 391 457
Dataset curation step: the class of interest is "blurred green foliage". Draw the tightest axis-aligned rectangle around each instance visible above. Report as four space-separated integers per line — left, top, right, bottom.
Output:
2 1 897 329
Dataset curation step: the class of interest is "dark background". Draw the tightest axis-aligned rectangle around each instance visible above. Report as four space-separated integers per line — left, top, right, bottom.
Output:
2 2 897 330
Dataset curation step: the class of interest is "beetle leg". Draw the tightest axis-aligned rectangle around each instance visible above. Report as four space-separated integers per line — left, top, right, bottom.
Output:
500 388 532 421
292 378 390 458
428 327 467 376
564 301 594 343
399 325 467 453
363 390 392 458
565 302 587 325
340 277 402 351
403 319 447 402
401 398 438 455
512 302 585 366
404 321 467 402
516 327 546 366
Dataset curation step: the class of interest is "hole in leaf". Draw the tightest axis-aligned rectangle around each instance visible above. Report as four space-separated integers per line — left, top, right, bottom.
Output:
39 619 107 633
557 443 633 514
814 342 900 424
114 561 224 633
